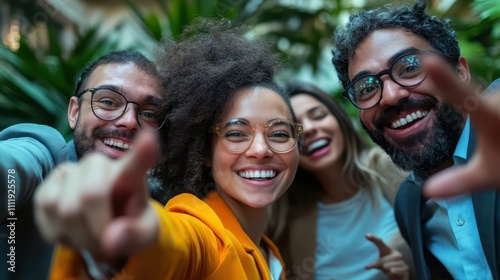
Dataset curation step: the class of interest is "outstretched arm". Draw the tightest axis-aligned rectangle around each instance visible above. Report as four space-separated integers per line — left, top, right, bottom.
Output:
0 124 71 223
34 131 159 277
422 55 500 197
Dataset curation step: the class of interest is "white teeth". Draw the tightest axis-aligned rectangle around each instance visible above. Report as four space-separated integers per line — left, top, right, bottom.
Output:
307 139 328 153
239 170 277 179
391 110 429 129
104 139 131 150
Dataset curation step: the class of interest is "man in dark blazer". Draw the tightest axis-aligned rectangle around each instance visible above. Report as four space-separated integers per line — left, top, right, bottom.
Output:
331 0 500 279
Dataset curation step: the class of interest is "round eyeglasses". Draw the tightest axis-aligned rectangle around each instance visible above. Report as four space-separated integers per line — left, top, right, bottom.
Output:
213 118 303 153
343 50 434 110
77 87 166 131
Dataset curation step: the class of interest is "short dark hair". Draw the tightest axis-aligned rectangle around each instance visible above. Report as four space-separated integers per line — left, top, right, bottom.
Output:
152 19 294 202
332 0 460 89
74 50 160 96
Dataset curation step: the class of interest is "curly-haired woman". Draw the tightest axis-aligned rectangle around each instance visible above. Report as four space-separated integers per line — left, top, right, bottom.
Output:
34 19 300 280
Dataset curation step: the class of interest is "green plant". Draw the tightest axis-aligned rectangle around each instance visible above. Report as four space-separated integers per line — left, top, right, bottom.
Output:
0 25 121 138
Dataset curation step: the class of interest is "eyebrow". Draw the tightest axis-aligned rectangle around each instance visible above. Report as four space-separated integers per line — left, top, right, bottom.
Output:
97 84 121 92
97 84 161 104
223 117 290 126
224 118 249 126
349 47 421 83
306 106 323 115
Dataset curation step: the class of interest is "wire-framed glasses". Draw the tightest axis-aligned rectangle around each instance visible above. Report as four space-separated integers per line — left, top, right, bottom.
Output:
77 87 165 131
343 50 435 110
213 118 303 153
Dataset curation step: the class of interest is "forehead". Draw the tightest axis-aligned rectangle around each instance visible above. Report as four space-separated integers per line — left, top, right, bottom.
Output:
223 87 292 122
85 62 162 100
290 94 325 117
348 28 433 79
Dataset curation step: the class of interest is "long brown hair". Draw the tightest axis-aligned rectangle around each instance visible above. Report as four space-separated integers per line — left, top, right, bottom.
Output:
266 82 383 239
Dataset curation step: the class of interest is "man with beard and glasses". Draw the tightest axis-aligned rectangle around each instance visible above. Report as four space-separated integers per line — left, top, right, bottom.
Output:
0 50 165 280
331 0 500 279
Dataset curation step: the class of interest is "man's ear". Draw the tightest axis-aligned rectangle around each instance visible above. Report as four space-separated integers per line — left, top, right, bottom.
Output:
68 96 80 130
457 56 471 84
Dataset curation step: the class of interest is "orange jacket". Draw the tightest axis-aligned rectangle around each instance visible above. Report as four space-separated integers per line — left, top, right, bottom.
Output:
50 191 285 279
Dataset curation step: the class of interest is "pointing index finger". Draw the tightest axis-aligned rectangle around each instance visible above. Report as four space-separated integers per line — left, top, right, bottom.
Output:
113 131 159 195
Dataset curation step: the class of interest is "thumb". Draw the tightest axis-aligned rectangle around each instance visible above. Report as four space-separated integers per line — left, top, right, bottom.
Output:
423 160 486 198
423 53 495 127
113 131 159 194
366 233 391 257
423 54 480 108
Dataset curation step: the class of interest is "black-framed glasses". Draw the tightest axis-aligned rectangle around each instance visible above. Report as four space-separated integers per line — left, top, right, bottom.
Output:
213 118 303 153
77 87 165 131
343 50 435 110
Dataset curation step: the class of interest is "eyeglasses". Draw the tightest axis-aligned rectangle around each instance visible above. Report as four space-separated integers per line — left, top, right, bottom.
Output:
213 118 303 153
343 50 434 110
77 87 165 131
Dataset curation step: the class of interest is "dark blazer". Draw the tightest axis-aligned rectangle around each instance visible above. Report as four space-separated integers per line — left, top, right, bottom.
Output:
394 79 500 280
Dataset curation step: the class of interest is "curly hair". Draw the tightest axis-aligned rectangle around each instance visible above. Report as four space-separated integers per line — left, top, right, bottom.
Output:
152 19 294 203
331 0 460 89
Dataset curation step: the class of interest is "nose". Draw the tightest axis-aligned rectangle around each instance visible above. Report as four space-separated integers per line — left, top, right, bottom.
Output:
301 118 316 138
378 77 410 107
245 131 273 159
113 105 140 130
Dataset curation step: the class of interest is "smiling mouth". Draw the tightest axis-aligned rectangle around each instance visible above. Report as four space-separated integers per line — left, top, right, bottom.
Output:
390 110 429 129
103 138 132 151
238 170 277 180
305 139 330 156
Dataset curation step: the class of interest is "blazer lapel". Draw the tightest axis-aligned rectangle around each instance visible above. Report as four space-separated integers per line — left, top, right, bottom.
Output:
406 181 432 279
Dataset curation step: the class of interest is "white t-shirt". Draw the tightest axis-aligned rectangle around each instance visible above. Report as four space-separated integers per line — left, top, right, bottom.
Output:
315 187 398 280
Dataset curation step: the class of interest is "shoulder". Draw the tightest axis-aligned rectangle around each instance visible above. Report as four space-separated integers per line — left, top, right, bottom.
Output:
363 146 404 176
164 193 226 237
363 146 409 204
0 123 64 140
0 123 74 164
165 193 220 220
484 78 500 94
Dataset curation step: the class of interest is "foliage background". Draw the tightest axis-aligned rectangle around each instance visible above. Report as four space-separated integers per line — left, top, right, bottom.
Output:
1 0 499 139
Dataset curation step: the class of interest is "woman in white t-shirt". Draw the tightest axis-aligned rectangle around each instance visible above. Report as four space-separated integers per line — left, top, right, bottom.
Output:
266 82 416 280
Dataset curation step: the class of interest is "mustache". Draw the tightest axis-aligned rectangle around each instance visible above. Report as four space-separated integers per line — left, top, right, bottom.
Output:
374 96 438 129
92 127 136 140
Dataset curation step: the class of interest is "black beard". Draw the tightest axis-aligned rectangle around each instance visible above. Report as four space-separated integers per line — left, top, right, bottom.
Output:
73 118 135 158
362 98 465 173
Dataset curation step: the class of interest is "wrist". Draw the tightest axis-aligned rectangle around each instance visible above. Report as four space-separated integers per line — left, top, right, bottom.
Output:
81 249 126 280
